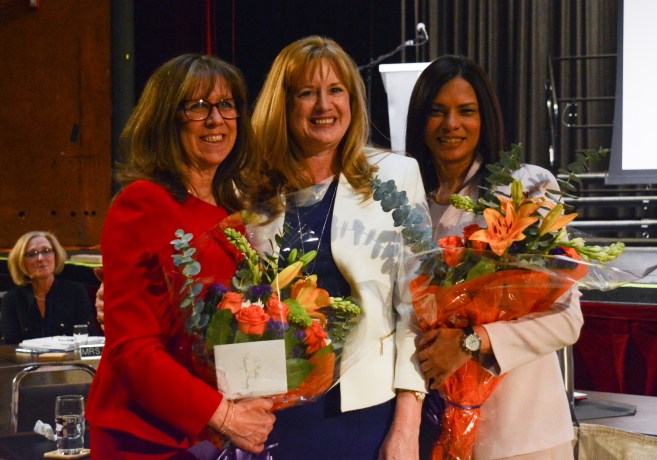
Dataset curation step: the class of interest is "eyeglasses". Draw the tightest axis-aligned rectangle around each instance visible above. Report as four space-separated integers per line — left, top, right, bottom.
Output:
181 98 241 121
24 248 55 259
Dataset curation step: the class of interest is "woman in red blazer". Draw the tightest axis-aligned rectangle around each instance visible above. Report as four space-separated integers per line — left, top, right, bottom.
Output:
85 54 274 458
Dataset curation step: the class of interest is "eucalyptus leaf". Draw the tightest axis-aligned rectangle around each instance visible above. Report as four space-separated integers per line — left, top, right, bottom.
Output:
197 314 209 330
180 296 193 309
191 283 204 297
182 262 201 277
185 314 199 330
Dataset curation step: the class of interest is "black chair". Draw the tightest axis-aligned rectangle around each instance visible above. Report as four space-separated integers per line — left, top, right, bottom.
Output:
10 363 96 433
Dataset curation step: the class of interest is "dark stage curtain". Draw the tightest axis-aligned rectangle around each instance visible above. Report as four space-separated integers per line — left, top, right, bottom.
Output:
574 301 657 397
414 0 618 173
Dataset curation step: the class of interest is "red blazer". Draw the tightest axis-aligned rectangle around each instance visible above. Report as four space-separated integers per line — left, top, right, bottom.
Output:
86 180 238 449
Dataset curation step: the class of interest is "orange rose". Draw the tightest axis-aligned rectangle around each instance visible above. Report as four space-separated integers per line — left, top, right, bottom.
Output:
218 291 244 314
463 224 488 251
266 293 290 323
439 235 465 267
304 321 328 354
235 305 270 336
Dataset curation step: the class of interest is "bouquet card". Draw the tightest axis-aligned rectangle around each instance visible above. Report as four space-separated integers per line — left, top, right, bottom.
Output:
214 339 287 399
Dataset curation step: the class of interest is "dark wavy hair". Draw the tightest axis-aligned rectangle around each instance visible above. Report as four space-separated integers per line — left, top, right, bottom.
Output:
405 55 507 194
116 53 260 212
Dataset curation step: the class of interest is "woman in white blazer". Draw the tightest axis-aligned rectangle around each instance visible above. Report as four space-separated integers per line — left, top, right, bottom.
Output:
405 55 582 459
250 36 428 460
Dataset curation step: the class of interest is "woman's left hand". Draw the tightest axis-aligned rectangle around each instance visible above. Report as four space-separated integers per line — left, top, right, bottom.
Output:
417 328 471 389
379 429 419 460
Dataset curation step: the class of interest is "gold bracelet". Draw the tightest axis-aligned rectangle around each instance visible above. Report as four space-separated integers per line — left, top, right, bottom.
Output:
219 400 235 435
397 389 426 403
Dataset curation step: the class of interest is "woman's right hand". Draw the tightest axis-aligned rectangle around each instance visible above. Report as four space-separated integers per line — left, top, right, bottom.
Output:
93 267 105 331
210 398 275 453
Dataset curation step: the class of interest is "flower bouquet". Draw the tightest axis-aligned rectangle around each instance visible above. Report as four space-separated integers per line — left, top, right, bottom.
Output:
372 145 645 460
168 214 361 453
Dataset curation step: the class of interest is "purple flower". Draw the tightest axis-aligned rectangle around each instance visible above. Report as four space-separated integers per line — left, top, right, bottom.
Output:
204 283 228 302
247 284 273 302
550 247 566 256
291 345 305 358
267 318 289 335
209 283 228 295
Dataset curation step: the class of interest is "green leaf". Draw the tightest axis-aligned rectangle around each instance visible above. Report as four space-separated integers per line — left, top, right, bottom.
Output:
465 258 497 280
286 358 314 390
206 310 235 346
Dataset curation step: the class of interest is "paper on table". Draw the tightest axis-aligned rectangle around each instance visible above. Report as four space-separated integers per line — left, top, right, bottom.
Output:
213 339 287 400
18 336 105 352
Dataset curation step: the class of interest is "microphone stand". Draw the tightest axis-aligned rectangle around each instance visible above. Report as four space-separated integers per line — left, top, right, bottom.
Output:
359 35 428 142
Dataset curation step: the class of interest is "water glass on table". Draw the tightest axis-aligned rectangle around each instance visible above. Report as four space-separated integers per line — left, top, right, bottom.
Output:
55 395 85 455
73 324 88 351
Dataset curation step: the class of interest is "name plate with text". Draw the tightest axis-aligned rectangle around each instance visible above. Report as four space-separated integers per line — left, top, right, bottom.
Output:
79 343 104 360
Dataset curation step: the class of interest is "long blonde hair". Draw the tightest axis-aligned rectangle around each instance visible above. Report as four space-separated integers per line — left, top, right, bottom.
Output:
252 36 377 199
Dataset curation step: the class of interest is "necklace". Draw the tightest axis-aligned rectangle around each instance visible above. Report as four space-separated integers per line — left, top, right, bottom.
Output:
34 294 46 301
293 181 338 274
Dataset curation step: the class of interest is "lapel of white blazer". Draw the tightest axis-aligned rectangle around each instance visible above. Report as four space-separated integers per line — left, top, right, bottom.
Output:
330 173 365 286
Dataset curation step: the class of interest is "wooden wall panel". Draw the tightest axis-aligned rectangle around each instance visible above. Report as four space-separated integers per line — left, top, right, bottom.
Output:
0 0 111 249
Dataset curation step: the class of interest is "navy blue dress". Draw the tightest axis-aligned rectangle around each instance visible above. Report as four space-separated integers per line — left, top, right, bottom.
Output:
270 181 396 460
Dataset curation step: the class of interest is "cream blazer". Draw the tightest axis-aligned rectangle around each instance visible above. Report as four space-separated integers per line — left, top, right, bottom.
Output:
248 150 428 412
431 156 583 458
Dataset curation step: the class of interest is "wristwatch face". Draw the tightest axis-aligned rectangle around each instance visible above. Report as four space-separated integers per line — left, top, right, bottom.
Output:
464 333 481 352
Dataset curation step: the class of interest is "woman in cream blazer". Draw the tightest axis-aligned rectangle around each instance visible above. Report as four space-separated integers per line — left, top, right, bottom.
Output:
249 149 428 411
250 35 427 459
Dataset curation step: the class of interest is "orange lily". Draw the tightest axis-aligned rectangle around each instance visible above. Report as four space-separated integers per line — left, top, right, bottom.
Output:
290 275 331 324
469 200 538 256
498 196 545 220
537 203 578 236
271 261 304 291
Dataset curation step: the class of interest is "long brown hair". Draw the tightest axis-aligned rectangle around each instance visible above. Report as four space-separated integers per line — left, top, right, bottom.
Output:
116 53 260 212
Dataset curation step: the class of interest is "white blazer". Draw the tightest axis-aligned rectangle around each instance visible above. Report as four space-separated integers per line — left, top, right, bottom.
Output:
248 150 428 412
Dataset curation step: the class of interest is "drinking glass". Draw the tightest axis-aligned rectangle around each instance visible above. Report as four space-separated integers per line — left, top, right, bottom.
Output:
55 395 85 454
73 324 89 350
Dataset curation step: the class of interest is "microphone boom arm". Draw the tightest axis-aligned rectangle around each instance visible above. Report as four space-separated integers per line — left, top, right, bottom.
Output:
358 32 428 72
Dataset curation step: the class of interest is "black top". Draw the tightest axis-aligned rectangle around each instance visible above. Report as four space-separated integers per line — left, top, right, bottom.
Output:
0 277 93 344
281 180 351 298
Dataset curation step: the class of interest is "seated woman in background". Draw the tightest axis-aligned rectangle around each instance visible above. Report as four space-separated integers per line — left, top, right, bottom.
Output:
0 230 93 344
